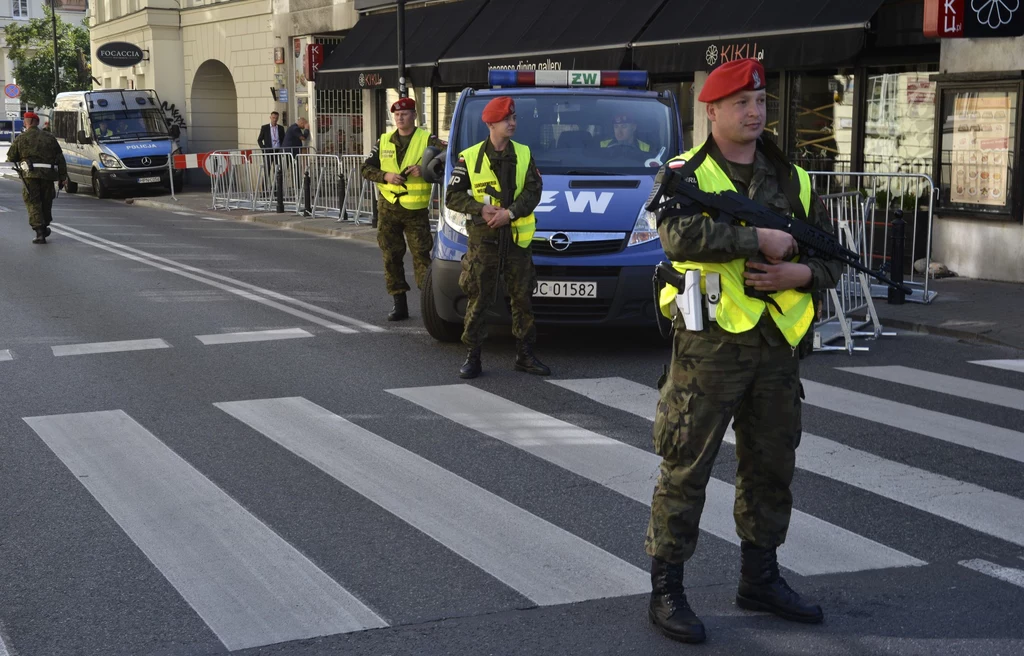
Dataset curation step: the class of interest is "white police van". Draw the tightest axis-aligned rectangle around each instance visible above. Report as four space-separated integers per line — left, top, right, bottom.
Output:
51 89 182 197
422 70 682 341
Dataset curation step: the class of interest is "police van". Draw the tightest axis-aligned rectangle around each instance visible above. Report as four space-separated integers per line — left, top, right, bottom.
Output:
421 70 682 341
0 118 23 142
51 89 182 198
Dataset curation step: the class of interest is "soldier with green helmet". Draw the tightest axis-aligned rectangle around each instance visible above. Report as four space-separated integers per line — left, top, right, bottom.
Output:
7 111 67 244
361 97 446 321
445 95 550 379
646 58 842 644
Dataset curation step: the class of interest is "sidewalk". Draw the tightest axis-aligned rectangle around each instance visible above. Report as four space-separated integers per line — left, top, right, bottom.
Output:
127 188 381 244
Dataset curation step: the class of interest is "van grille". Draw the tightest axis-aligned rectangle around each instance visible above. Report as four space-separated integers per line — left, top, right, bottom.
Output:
122 155 168 168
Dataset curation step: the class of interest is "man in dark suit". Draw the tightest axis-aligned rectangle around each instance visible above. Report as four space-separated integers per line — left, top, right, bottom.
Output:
283 117 310 153
257 112 285 152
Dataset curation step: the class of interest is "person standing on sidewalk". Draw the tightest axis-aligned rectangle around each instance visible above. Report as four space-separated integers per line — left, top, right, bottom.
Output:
444 96 549 379
361 98 445 321
646 58 841 643
7 111 67 244
258 112 286 153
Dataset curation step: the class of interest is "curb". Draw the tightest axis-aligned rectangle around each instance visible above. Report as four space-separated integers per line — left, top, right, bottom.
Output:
881 318 1022 351
127 197 379 244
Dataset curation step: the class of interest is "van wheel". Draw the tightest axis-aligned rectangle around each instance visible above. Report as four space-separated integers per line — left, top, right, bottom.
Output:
92 172 109 199
421 266 463 343
65 181 78 194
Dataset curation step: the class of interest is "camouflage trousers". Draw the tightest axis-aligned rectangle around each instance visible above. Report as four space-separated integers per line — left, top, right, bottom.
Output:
646 329 803 564
23 178 56 230
377 206 433 295
459 223 537 348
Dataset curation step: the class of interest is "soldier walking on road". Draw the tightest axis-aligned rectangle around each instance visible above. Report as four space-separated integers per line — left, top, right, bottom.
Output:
646 59 842 644
7 111 67 244
445 96 549 379
361 98 445 321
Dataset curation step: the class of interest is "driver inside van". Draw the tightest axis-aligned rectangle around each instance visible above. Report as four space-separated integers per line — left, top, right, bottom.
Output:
94 121 114 138
601 113 650 152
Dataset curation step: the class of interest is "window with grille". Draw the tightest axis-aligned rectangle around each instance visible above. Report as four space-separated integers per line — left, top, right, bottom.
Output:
314 37 364 156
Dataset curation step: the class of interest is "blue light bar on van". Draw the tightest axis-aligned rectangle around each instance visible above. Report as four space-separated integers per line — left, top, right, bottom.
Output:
488 70 648 89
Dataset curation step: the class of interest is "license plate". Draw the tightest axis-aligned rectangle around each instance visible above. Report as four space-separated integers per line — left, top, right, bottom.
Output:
533 281 597 298
138 176 161 184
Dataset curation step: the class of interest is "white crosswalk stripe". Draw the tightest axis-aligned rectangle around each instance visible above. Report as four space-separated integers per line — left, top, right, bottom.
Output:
24 410 386 651
970 359 1024 374
216 396 649 606
52 338 171 357
388 384 924 576
959 559 1024 590
549 377 1024 548
196 327 313 345
837 365 1024 410
801 379 1024 463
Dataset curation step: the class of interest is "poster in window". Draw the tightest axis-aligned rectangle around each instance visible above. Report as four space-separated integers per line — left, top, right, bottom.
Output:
949 91 1012 207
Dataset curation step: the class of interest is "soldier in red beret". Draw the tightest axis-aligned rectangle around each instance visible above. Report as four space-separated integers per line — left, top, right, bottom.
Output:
361 97 446 320
645 58 841 643
7 110 67 243
445 95 549 378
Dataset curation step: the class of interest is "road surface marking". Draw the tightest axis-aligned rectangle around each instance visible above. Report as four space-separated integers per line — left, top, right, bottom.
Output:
970 359 1024 374
0 350 12 361
196 328 314 345
550 377 1024 549
838 365 1024 410
960 559 1024 590
172 211 195 216
390 384 924 576
52 338 170 357
24 410 386 651
217 396 649 605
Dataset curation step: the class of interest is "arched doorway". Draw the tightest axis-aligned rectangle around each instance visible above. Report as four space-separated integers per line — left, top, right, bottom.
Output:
190 60 238 153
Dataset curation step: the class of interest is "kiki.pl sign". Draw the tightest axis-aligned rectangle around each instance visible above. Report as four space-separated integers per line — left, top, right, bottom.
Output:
924 0 1024 38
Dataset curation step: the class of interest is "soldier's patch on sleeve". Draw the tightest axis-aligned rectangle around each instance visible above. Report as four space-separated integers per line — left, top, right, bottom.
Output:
668 159 687 169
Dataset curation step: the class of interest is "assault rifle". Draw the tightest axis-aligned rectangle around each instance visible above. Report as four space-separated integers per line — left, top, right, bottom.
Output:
646 167 914 297
483 184 513 303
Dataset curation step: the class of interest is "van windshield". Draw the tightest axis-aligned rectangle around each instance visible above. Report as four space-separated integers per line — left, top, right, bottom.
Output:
90 109 169 141
453 93 676 176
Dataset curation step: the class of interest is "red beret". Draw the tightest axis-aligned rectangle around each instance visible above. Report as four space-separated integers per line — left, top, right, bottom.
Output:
482 96 515 123
390 97 415 113
698 59 766 103
23 111 38 120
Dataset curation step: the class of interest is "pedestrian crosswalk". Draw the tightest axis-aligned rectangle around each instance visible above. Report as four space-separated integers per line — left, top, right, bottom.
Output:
14 360 1024 652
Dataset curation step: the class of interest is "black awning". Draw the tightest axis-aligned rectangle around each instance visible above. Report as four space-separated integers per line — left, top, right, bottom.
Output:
437 0 667 87
316 0 485 90
631 0 887 74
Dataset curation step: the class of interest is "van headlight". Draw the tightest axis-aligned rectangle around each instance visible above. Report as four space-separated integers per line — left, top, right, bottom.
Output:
628 207 659 246
442 206 470 236
99 153 122 169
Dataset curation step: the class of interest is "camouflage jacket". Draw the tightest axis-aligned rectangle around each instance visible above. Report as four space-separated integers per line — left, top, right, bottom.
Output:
445 139 543 221
657 141 842 347
7 127 67 181
362 129 446 217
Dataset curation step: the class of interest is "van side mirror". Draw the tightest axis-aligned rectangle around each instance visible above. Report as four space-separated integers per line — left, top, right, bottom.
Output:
168 125 180 139
420 146 446 185
77 130 92 144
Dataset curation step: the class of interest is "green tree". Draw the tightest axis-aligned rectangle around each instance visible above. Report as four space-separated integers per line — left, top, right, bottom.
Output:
4 5 92 108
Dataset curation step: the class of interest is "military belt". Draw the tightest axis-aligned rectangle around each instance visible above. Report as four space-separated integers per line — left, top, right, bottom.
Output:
22 162 56 169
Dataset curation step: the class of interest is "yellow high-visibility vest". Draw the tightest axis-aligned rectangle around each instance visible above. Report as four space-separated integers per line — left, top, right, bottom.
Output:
377 128 431 210
658 144 815 347
600 138 651 152
460 140 536 248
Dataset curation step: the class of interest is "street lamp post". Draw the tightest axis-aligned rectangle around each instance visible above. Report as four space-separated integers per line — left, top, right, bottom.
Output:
396 0 407 98
49 1 60 100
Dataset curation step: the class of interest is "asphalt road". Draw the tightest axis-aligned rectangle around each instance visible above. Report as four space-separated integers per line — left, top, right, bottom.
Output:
0 179 1022 656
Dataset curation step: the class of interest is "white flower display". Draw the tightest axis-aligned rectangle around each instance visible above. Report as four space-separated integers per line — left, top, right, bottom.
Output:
971 0 1020 29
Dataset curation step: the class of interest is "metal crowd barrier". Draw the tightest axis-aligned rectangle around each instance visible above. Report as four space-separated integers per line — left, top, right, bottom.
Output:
251 152 300 212
336 154 375 224
808 170 937 305
209 150 257 211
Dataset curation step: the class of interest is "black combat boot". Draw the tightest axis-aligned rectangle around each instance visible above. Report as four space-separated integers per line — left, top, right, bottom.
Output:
736 541 823 623
387 293 409 321
32 229 46 244
513 341 551 376
648 558 706 644
43 226 51 238
459 347 482 379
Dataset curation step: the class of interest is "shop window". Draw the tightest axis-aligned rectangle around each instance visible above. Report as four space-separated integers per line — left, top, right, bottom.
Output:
315 88 364 156
787 72 851 172
864 70 938 177
934 74 1023 222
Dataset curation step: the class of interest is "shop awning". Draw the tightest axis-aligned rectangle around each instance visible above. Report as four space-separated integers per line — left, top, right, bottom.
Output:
317 0 486 90
437 0 667 87
631 0 888 73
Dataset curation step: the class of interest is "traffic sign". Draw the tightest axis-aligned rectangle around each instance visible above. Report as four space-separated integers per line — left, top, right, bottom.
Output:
4 84 20 99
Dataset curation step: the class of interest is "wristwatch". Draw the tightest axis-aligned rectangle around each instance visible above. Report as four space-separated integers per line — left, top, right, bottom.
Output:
507 208 516 221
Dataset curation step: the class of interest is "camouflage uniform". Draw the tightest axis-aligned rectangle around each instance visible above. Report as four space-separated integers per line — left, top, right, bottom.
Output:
445 140 543 348
361 131 446 296
646 141 842 564
7 126 67 232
